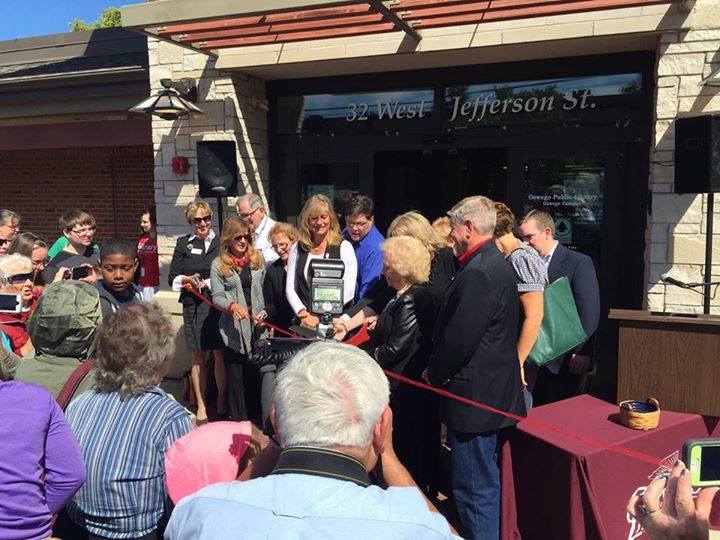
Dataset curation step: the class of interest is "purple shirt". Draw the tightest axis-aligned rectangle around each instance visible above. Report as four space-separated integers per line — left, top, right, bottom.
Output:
0 380 86 539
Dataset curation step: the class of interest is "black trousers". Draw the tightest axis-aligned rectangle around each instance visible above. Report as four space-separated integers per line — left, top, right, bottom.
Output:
224 346 261 422
390 384 440 494
530 358 586 407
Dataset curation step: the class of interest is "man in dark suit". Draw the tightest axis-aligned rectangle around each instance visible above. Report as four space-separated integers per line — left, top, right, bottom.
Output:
427 195 526 540
518 209 600 406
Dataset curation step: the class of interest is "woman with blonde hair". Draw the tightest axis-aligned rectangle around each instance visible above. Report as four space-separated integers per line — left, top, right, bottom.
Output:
285 194 357 329
335 210 455 339
168 200 224 424
210 216 267 421
431 216 454 248
369 235 438 493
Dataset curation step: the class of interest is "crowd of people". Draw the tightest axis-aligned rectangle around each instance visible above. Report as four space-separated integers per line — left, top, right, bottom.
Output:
0 196 710 540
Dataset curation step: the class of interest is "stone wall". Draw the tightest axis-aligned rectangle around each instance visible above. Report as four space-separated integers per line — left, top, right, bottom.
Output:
148 37 269 278
647 0 720 314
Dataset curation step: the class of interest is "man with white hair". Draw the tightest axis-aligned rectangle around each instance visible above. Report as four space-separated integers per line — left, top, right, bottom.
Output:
427 196 526 540
166 341 459 539
236 193 278 266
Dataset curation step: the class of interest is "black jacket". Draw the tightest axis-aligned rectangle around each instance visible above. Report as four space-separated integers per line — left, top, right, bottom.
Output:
547 243 600 358
428 240 526 434
168 234 220 305
370 285 436 390
263 259 295 333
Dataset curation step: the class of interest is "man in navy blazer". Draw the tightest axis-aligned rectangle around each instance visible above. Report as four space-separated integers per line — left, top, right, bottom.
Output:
427 196 526 540
518 210 600 406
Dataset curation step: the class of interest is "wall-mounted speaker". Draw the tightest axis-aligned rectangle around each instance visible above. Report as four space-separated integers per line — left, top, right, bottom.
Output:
197 140 238 198
674 115 720 194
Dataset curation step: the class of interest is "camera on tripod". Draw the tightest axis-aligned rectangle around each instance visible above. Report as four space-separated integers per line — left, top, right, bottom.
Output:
252 258 346 429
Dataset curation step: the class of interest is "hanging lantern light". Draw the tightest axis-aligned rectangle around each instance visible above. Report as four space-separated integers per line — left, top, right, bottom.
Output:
129 78 204 120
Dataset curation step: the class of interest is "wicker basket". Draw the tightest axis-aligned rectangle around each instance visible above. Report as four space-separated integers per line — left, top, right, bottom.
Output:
619 398 660 430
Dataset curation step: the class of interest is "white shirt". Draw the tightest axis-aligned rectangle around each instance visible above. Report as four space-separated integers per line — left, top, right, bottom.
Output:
165 474 459 540
171 230 216 292
542 240 559 270
254 215 279 267
285 241 358 315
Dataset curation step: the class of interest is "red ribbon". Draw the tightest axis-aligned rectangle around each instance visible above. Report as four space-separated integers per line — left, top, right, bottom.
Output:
181 284 664 467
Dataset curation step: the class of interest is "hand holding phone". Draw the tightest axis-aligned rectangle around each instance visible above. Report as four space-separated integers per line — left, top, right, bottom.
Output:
71 266 91 280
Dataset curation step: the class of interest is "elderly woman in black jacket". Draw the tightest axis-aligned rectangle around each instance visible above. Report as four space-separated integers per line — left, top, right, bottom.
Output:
368 235 438 494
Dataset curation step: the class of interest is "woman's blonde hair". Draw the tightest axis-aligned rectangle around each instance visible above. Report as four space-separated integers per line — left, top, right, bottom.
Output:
219 216 263 276
94 302 175 399
269 222 299 244
297 195 342 250
381 236 431 285
431 216 453 247
388 211 445 255
184 200 213 223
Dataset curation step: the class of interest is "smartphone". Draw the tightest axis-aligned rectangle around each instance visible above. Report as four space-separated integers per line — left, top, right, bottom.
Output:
683 438 720 487
71 266 90 280
0 293 22 314
194 275 202 289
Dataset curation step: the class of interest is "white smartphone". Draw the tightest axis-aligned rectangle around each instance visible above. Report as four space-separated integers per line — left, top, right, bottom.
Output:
0 293 22 314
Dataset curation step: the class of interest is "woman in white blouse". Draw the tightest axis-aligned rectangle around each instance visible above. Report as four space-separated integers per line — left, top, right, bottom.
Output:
285 194 357 329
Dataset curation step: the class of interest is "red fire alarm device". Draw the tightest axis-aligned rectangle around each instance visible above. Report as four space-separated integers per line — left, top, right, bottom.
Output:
172 156 189 174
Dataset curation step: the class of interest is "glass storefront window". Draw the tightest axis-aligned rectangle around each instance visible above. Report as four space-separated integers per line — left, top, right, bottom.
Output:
278 89 435 134
300 163 359 216
523 157 605 265
445 73 642 126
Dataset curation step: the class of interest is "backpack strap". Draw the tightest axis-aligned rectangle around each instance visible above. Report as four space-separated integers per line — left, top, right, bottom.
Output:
56 360 96 410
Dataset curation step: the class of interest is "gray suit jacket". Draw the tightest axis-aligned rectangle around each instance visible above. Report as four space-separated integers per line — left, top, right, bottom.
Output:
210 258 266 354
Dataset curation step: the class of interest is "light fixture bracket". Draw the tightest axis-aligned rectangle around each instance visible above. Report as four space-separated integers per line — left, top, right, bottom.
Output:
160 78 198 102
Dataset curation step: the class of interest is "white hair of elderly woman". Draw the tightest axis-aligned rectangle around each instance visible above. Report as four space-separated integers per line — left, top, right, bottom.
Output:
0 254 32 284
447 195 497 236
273 341 390 449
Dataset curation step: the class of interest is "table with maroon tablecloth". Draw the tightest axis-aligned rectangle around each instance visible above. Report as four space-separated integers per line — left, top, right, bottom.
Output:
500 394 709 540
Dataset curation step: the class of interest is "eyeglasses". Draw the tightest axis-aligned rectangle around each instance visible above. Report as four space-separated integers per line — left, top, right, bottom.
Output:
192 215 212 225
233 234 252 242
237 208 259 220
31 258 49 267
70 226 95 236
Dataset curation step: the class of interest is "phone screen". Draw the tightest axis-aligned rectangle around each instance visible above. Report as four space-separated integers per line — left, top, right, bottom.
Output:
700 446 720 481
0 293 20 313
71 267 90 280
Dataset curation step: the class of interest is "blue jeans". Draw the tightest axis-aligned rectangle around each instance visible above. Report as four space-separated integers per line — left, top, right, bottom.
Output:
448 429 500 540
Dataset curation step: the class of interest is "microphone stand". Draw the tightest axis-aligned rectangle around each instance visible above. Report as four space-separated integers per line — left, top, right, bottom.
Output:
703 194 714 314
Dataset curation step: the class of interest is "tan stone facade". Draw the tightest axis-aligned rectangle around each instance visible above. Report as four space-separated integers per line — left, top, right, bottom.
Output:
148 37 269 273
647 1 720 314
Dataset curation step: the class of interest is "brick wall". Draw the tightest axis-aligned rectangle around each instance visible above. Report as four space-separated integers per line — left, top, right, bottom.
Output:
0 145 154 244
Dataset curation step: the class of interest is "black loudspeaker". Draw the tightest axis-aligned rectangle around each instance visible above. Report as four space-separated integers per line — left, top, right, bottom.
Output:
674 114 720 194
197 141 238 198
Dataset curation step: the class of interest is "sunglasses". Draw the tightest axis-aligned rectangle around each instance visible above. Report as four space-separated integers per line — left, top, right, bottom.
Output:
233 234 252 242
192 215 212 225
0 239 9 246
8 272 33 283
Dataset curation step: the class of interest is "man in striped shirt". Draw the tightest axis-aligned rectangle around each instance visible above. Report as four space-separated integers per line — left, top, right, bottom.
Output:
60 302 193 539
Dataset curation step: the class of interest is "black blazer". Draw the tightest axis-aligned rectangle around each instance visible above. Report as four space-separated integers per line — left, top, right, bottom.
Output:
428 241 526 434
370 285 436 390
168 234 220 305
263 259 295 333
547 243 600 358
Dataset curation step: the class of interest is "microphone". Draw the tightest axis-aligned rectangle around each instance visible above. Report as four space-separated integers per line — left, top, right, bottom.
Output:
661 273 692 288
